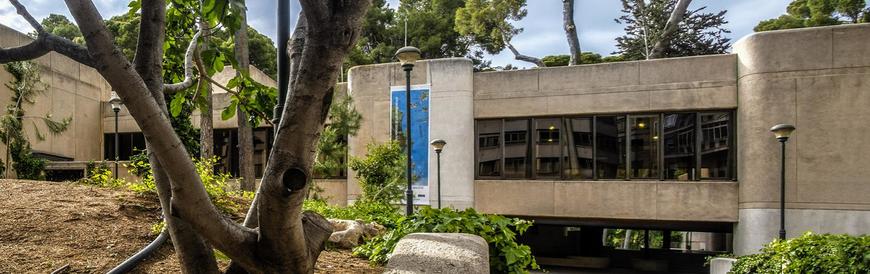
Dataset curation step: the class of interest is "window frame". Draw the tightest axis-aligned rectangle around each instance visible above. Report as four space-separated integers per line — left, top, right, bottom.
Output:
472 110 736 182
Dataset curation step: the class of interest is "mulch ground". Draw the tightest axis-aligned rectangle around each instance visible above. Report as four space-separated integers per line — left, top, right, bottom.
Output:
0 180 382 273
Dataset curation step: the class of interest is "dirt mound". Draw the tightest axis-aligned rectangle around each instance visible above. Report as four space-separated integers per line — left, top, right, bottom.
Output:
0 180 381 273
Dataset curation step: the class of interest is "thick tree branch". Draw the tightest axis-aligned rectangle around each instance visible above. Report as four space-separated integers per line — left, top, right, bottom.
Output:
0 1 94 67
255 1 371 272
648 0 692 59
562 0 582 65
504 33 545 67
164 29 202 92
63 0 262 270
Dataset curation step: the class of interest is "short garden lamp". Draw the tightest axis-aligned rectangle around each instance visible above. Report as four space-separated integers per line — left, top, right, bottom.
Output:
770 123 795 240
109 92 122 180
430 139 446 209
396 46 422 216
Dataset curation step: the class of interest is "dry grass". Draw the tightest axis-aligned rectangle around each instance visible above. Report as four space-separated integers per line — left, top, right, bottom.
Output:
0 180 381 273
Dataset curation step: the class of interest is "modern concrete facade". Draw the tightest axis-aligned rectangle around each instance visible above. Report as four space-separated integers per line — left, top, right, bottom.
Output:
341 23 870 258
2 21 868 264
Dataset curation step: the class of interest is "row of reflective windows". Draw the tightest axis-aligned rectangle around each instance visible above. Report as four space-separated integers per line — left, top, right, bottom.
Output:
475 111 735 181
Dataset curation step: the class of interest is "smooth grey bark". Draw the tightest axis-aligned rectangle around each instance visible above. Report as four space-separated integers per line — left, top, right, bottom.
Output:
199 22 214 160
503 33 545 67
648 0 692 59
4 0 369 272
133 1 219 273
562 0 582 65
235 11 255 192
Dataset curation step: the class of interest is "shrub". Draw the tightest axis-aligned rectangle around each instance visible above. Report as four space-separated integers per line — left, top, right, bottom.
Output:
353 207 539 274
730 232 869 274
303 199 402 229
348 141 406 204
80 161 125 188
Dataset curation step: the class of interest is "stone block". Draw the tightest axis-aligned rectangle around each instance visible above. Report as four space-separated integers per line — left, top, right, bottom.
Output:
709 258 736 274
385 233 489 274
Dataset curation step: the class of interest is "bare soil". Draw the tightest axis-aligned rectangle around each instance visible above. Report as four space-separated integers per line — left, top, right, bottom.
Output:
0 180 382 273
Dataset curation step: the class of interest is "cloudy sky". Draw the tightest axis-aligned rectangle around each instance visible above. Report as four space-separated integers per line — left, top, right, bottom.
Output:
0 0 792 67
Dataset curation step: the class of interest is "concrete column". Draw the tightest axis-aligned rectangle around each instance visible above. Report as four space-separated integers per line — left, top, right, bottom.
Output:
427 58 475 209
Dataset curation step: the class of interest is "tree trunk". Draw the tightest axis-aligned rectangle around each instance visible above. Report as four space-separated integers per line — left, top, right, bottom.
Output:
562 0 582 65
648 0 692 59
199 22 214 160
132 1 219 272
235 11 256 191
5 0 371 272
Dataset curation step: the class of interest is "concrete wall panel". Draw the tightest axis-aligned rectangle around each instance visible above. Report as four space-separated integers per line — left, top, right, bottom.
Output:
832 24 870 68
474 180 555 216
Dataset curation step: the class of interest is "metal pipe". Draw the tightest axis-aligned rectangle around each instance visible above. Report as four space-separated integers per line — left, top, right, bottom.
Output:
779 139 787 240
436 150 441 209
404 64 414 215
106 230 168 274
273 0 291 129
114 109 119 180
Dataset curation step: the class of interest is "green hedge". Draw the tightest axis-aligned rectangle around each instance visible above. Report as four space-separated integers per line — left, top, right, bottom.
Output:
730 232 869 274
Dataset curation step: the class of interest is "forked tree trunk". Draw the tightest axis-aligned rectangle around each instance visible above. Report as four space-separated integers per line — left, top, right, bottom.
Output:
3 0 371 272
562 0 582 65
235 11 256 192
648 0 692 59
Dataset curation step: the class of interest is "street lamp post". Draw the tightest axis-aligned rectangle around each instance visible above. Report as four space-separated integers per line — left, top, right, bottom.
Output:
396 46 421 216
109 92 123 180
430 139 446 209
770 123 795 240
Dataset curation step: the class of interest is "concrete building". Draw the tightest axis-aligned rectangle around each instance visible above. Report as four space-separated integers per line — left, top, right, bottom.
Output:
2 22 868 272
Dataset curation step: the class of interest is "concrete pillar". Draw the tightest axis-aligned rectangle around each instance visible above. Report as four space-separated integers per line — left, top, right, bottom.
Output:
427 58 475 209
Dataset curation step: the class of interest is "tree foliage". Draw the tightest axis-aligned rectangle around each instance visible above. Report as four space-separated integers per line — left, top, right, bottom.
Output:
313 94 362 180
36 14 84 44
755 0 869 31
614 0 730 60
542 53 626 67
454 0 527 55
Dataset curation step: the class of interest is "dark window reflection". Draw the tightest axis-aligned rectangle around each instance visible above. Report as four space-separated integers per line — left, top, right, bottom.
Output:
630 115 660 179
477 120 502 177
503 119 529 178
664 113 696 180
700 112 730 179
535 118 561 178
214 129 239 177
596 116 625 179
104 133 146 161
563 117 593 179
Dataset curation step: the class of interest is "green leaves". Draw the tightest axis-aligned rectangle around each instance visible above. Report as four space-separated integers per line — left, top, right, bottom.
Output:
730 232 870 274
353 207 540 274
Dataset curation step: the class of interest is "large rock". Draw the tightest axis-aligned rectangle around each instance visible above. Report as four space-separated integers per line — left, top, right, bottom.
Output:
384 233 489 274
327 219 385 249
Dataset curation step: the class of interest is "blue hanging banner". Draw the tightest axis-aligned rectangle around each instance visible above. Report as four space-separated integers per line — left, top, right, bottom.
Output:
390 84 430 205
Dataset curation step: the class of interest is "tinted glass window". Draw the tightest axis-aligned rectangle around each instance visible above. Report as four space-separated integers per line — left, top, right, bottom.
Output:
663 113 695 180
535 118 561 178
596 116 625 179
563 117 593 179
503 119 529 178
700 112 730 179
477 120 502 177
629 115 660 179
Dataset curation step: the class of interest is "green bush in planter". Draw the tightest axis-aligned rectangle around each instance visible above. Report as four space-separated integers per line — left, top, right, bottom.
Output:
730 232 869 274
353 207 540 274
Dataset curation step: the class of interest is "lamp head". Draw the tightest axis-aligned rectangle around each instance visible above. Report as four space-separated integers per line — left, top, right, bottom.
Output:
430 139 446 153
109 91 122 112
770 124 795 141
395 46 422 66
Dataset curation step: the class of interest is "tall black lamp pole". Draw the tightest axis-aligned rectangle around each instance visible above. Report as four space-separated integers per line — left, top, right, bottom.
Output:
273 0 290 134
395 46 421 215
109 92 122 180
430 139 446 208
770 124 795 240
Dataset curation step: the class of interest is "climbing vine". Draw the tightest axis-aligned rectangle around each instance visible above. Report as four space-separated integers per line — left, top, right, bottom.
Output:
1 61 71 179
